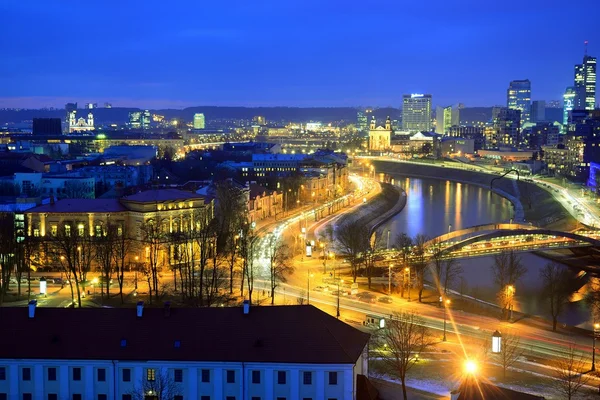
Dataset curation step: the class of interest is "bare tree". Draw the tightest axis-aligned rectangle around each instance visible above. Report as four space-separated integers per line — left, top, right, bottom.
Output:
412 234 429 303
494 331 523 379
395 233 413 297
336 220 369 283
112 223 134 304
442 258 463 295
94 224 118 302
0 213 16 305
490 251 526 319
266 234 294 305
540 262 571 331
551 345 590 400
130 368 181 400
378 311 431 400
239 224 259 304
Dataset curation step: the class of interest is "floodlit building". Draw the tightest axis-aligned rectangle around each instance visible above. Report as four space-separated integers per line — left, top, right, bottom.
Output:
402 94 432 132
493 108 521 147
0 303 371 400
574 50 597 110
368 116 392 151
563 87 577 126
435 105 459 135
507 79 531 127
193 113 206 130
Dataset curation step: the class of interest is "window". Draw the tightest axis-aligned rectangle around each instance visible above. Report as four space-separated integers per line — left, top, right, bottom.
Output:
122 396 132 400
22 367 31 381
174 369 183 383
97 368 106 382
303 371 312 385
277 398 286 400
200 397 210 400
95 225 102 236
77 223 85 236
201 369 210 383
50 225 57 236
251 397 261 400
0 393 6 400
0 367 5 380
277 371 286 384
174 397 183 400
226 397 236 400
226 370 235 383
73 367 81 381
33 228 40 237
22 395 32 400
73 395 82 400
122 368 131 382
251 370 260 384
48 367 57 381
328 372 338 385
98 396 107 400
146 368 156 381
303 398 313 400
64 225 71 235
48 395 58 400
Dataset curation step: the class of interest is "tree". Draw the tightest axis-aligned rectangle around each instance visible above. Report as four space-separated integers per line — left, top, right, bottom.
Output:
63 180 93 199
378 312 431 400
336 220 370 283
490 251 526 319
395 233 413 297
442 258 463 295
540 262 571 331
412 234 429 303
0 213 16 305
130 368 181 400
94 224 119 302
139 218 168 304
266 234 294 305
239 223 260 304
551 345 590 400
494 331 523 380
112 224 134 304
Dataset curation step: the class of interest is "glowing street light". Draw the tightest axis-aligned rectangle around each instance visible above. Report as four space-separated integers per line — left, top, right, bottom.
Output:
464 359 478 375
405 267 411 302
492 330 502 354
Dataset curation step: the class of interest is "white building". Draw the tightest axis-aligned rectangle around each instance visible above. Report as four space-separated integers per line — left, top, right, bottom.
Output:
0 302 371 400
68 111 95 133
193 113 206 130
402 94 432 132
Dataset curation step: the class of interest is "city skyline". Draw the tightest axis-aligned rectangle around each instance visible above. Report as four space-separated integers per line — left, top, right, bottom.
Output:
1 0 599 109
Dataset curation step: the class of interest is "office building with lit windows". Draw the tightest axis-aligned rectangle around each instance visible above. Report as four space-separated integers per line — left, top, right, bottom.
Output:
193 113 206 130
507 79 531 128
0 303 370 400
402 94 432 132
435 105 459 135
574 54 597 110
563 87 577 126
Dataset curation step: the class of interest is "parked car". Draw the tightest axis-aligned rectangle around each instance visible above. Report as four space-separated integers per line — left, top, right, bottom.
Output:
378 296 393 304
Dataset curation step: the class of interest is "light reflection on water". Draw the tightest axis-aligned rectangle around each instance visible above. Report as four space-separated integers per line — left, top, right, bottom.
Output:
379 176 592 328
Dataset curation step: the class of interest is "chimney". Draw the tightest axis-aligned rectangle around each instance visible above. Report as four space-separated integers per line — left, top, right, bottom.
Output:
164 301 171 317
243 300 250 315
136 301 144 318
28 300 37 318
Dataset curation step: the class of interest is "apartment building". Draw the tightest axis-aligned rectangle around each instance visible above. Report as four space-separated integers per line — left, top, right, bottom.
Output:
0 302 371 400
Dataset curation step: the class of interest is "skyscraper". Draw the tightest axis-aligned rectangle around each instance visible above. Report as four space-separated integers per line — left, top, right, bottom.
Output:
402 94 432 132
563 87 577 126
356 111 367 131
129 111 141 129
574 51 597 110
493 108 521 147
530 100 546 123
507 80 531 127
193 113 206 130
435 105 459 135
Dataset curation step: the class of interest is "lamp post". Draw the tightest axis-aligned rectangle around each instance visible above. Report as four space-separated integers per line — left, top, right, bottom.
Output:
307 271 313 305
336 275 344 319
405 267 411 302
134 256 139 290
443 298 451 341
593 323 599 372
492 330 502 354
507 285 515 321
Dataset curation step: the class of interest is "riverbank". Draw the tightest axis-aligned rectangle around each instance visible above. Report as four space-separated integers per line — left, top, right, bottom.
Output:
372 160 577 230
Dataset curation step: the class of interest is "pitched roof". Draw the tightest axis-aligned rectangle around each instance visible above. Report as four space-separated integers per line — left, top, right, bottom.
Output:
457 380 545 400
26 199 126 213
0 305 370 364
122 189 204 203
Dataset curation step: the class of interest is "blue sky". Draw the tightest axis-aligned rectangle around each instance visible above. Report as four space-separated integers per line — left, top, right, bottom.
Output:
1 0 599 109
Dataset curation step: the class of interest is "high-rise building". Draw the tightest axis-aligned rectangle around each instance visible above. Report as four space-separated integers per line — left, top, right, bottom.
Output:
492 108 521 147
507 80 531 127
141 110 151 129
356 111 367 131
574 42 597 110
563 87 577 126
253 116 266 126
193 113 206 130
435 105 459 135
530 100 546 122
129 111 141 129
402 94 432 132
32 118 62 136
547 100 561 108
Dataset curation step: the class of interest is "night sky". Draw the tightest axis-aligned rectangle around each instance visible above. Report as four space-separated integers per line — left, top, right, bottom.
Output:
1 0 599 109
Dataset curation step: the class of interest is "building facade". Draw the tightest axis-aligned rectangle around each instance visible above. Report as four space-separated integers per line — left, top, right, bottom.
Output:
193 113 206 130
492 108 521 148
0 304 370 400
530 100 545 123
507 79 531 128
435 105 459 135
563 87 577 126
402 94 432 132
368 116 392 151
574 53 597 110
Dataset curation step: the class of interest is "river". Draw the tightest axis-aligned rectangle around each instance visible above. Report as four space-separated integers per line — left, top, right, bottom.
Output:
377 175 591 327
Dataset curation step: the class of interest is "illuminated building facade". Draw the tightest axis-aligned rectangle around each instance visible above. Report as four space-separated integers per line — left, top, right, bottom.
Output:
435 105 459 135
574 54 597 110
507 79 531 128
402 94 432 132
68 111 95 133
193 113 206 129
368 116 392 151
563 87 577 125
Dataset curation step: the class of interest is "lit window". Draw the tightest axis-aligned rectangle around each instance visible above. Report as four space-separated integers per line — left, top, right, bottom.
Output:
65 225 71 236
51 225 57 236
77 224 85 236
146 368 156 381
33 229 40 237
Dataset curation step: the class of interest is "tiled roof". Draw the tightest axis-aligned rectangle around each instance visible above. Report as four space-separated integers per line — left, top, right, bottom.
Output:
122 189 204 203
0 305 370 364
26 199 126 213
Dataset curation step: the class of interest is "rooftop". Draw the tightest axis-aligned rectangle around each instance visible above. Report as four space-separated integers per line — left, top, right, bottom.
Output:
122 188 204 203
27 199 126 213
0 305 370 364
457 379 545 400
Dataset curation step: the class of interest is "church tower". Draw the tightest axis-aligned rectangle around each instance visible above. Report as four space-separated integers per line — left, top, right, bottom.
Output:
370 116 376 130
385 116 391 131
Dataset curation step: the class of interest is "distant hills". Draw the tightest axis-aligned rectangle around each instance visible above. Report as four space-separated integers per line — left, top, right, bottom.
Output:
0 105 563 126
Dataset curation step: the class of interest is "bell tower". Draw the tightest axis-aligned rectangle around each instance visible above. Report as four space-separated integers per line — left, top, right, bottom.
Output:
385 116 391 131
370 116 376 130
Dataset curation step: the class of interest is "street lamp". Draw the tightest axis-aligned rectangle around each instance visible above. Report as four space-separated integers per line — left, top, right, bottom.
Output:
134 256 139 290
464 359 478 375
593 323 599 372
492 330 502 354
336 277 344 319
405 267 411 302
443 298 451 341
307 271 314 305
